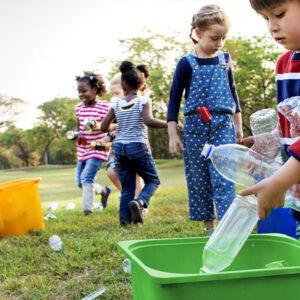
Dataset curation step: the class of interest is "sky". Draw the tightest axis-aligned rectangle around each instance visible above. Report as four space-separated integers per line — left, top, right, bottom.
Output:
0 0 270 129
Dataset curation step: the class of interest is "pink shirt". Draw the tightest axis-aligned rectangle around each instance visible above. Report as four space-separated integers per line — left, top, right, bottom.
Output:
74 100 110 161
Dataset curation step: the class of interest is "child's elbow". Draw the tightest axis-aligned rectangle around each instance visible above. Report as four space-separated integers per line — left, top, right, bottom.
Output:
143 118 152 127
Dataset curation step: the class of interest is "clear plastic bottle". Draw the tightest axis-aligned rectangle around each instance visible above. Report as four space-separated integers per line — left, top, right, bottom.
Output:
49 235 62 251
122 258 131 273
202 194 258 273
250 108 280 159
200 143 282 273
201 143 282 187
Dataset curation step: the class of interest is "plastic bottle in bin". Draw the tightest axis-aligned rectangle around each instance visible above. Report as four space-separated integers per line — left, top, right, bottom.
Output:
250 108 280 159
202 194 258 273
200 143 282 273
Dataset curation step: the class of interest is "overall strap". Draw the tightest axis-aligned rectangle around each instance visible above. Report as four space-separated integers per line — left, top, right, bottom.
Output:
217 51 226 67
185 53 199 69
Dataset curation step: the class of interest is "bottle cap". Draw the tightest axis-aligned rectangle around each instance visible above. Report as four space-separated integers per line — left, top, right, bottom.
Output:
201 144 213 159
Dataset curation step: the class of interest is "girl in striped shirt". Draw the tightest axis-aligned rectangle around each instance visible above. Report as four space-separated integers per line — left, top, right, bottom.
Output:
101 61 169 226
75 72 115 216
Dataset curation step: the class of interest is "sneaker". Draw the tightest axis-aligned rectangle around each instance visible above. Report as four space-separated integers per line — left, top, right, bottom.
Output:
101 186 111 209
129 199 143 224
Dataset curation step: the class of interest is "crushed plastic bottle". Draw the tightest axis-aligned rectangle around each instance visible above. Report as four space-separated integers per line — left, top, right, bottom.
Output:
83 117 96 133
49 235 62 251
66 130 79 140
48 202 58 211
122 258 131 273
81 287 105 300
277 96 300 137
65 203 75 210
250 108 280 159
92 202 103 211
44 213 57 220
265 260 286 269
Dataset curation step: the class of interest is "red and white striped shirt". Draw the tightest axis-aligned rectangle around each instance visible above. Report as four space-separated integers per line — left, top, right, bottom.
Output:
74 100 110 161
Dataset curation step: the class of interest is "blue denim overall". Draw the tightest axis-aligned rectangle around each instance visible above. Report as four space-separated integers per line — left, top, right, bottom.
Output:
183 52 236 222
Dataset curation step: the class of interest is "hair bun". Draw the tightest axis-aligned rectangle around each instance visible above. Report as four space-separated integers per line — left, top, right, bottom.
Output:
137 64 150 79
119 60 135 74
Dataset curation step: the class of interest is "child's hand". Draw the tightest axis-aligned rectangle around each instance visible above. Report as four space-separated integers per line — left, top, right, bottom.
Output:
169 134 184 157
92 121 101 131
239 178 285 220
235 127 243 144
101 135 112 143
177 121 183 131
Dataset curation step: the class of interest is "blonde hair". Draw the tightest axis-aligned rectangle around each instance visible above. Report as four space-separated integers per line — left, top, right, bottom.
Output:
109 75 121 88
190 5 231 44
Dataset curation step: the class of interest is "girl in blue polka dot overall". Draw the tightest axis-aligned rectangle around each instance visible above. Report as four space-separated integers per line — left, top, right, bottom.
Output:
167 5 243 236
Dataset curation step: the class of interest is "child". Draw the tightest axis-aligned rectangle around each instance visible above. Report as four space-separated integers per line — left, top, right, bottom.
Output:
241 0 300 225
104 76 144 197
75 71 113 216
167 5 243 236
101 61 168 226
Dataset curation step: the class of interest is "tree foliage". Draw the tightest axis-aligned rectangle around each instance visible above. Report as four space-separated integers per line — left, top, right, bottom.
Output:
0 31 285 168
0 94 25 129
223 35 283 136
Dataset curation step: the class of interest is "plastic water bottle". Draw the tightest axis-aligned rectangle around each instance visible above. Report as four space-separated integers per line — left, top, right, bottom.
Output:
200 143 282 273
201 143 282 187
250 108 280 159
49 235 62 251
202 194 258 273
122 258 131 273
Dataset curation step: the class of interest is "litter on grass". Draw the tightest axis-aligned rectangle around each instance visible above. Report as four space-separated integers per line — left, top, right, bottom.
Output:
44 213 57 220
81 287 105 300
48 202 58 211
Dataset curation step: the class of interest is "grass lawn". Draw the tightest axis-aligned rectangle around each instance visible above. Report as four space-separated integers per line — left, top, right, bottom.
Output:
0 160 243 299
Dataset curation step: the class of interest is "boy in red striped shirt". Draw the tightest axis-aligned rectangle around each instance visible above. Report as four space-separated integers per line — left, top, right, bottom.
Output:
241 0 300 224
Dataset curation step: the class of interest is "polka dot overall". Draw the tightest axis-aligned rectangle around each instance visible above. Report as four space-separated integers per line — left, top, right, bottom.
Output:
183 52 236 222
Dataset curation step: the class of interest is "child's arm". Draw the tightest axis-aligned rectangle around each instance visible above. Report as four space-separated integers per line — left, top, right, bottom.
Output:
168 121 184 157
239 156 300 220
99 108 117 132
142 99 167 128
233 112 243 143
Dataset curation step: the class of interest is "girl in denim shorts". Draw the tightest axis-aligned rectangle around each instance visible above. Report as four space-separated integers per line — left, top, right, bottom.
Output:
100 61 170 226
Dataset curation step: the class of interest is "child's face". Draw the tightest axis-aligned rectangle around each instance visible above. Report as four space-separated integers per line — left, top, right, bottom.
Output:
110 84 124 98
196 23 228 57
259 0 300 51
77 81 97 105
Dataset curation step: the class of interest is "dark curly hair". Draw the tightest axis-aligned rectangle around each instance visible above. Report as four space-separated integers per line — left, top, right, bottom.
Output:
119 60 150 90
75 71 107 97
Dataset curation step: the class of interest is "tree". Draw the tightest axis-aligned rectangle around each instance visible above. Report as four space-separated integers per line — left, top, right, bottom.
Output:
99 30 191 158
0 94 25 129
223 35 283 136
0 126 39 167
37 97 79 164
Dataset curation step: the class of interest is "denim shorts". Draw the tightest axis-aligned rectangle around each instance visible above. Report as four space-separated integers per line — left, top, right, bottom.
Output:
76 158 104 188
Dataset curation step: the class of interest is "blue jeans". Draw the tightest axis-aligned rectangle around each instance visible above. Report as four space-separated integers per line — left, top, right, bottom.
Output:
76 158 104 188
113 142 160 223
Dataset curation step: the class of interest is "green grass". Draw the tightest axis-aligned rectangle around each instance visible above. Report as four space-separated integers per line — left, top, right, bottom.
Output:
0 160 243 299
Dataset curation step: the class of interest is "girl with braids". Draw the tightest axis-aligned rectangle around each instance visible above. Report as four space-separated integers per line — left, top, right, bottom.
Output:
101 61 171 226
75 71 115 216
167 5 243 236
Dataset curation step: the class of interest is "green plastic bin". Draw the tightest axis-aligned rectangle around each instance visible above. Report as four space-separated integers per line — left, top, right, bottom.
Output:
118 234 300 300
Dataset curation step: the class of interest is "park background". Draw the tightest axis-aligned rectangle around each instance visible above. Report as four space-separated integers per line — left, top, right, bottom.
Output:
0 0 286 299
